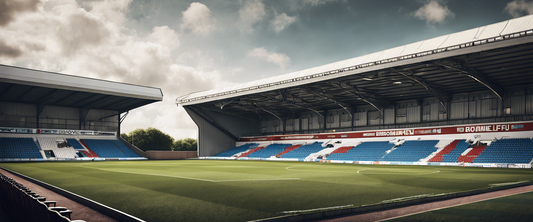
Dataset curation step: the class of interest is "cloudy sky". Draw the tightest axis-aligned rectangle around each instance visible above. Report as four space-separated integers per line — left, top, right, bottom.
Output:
1 0 532 139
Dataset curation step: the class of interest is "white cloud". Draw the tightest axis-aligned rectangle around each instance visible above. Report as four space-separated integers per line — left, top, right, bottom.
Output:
86 0 131 25
247 47 291 68
271 13 296 33
0 0 233 140
505 0 533 17
0 0 40 26
302 0 338 6
181 2 215 37
413 0 454 24
239 0 266 33
147 26 180 50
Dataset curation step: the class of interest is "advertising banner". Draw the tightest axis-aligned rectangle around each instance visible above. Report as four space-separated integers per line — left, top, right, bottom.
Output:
241 121 533 141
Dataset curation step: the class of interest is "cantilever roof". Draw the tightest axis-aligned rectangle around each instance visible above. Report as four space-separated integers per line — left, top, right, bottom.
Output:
0 64 163 112
177 14 533 106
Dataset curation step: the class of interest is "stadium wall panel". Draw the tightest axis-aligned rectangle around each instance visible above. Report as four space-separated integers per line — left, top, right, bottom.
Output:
185 107 238 157
144 151 197 160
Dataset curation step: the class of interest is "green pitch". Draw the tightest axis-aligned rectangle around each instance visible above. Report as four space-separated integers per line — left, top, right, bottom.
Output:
389 191 533 222
0 160 532 222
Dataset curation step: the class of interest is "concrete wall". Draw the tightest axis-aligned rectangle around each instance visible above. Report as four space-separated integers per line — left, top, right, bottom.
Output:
144 151 197 160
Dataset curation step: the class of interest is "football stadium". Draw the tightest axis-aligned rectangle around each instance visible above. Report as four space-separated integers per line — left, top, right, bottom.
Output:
2 15 533 222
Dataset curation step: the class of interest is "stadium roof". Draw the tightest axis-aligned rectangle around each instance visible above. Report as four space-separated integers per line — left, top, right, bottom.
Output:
177 15 533 119
0 64 163 112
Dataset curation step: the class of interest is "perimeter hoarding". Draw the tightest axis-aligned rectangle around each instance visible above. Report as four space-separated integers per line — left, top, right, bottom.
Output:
241 121 533 142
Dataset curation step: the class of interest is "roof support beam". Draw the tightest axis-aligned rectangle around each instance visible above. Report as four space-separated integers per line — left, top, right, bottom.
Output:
195 105 261 129
0 84 15 99
333 82 388 115
35 89 60 105
303 87 352 119
434 61 504 100
13 86 35 101
259 94 324 118
390 68 450 112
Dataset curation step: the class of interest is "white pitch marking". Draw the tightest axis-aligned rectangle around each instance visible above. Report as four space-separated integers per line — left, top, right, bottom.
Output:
281 204 354 214
80 164 298 182
214 178 301 182
357 169 368 174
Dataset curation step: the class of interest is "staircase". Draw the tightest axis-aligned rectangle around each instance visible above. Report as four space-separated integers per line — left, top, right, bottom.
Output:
238 147 264 157
458 145 487 163
427 140 459 162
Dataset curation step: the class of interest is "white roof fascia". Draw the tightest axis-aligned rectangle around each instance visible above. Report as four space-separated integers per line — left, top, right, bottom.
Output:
0 65 163 101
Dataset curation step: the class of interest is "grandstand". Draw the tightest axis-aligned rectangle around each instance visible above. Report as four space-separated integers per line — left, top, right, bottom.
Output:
178 15 533 168
0 64 163 161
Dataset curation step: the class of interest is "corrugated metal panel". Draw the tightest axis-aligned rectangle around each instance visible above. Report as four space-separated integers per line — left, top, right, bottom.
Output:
384 108 395 124
301 118 309 130
510 96 525 115
501 14 533 35
396 108 406 123
406 107 420 123
368 111 381 125
476 21 507 39
354 112 367 126
440 28 480 48
40 105 79 120
526 95 533 114
450 101 468 119
0 101 35 116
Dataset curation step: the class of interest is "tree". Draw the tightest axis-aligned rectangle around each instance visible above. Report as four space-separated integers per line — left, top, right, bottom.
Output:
120 133 130 143
124 128 174 151
173 138 197 151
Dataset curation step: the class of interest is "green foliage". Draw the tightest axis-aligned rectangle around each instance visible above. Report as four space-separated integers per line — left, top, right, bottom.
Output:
120 133 130 143
122 128 197 151
173 138 197 151
125 128 174 151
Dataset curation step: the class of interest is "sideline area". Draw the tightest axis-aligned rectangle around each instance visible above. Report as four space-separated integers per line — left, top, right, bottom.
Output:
0 168 117 222
316 184 533 222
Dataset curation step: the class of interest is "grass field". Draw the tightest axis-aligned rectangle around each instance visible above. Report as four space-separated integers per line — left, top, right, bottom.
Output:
389 191 533 222
0 160 532 222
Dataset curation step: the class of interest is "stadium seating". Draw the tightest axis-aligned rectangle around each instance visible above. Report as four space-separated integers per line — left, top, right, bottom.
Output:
238 146 264 157
37 138 78 159
0 173 73 222
327 141 394 161
214 138 533 164
382 140 439 162
81 139 141 158
275 144 302 157
0 137 43 159
441 140 470 162
458 144 487 163
473 138 533 163
330 146 354 154
66 139 85 150
214 143 259 157
280 142 324 160
247 144 292 158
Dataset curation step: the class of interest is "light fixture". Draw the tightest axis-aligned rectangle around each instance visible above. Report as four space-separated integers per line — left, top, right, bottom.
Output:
393 81 402 85
362 77 373 81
